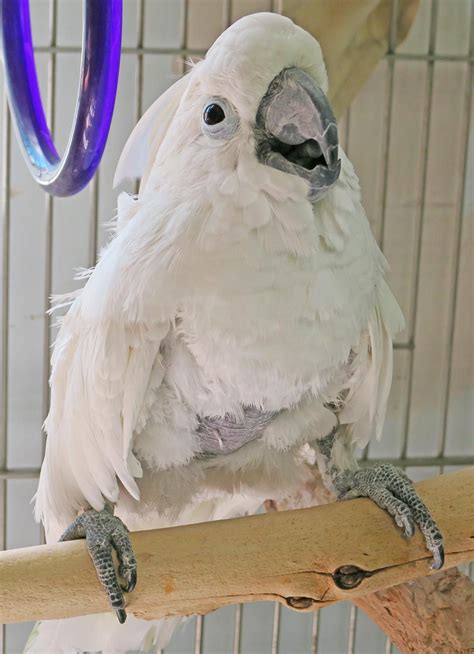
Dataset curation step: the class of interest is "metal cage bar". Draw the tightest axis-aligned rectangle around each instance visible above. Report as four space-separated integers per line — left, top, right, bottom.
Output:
438 5 474 459
401 0 439 460
0 65 11 654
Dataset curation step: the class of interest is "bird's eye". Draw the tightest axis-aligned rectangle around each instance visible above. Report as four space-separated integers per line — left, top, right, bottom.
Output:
203 103 225 125
201 97 239 140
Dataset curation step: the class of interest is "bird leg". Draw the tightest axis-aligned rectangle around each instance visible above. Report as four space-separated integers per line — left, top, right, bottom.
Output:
59 504 137 623
313 429 445 570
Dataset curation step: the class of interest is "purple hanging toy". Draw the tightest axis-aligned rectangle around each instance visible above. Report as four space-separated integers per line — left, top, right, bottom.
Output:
0 0 122 196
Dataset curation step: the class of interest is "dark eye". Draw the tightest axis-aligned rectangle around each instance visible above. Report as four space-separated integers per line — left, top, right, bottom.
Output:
203 103 225 125
201 98 239 139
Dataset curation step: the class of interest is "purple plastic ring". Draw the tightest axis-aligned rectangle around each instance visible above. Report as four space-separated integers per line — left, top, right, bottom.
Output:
0 0 122 197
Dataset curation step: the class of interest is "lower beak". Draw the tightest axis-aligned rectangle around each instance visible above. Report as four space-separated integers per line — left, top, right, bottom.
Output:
255 68 341 203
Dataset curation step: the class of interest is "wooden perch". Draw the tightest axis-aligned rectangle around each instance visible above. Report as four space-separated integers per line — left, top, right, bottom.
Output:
279 0 421 117
354 568 474 654
266 468 474 654
0 469 472 625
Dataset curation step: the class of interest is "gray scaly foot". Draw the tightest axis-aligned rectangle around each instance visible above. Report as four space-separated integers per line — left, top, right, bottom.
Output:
334 463 444 569
59 508 137 623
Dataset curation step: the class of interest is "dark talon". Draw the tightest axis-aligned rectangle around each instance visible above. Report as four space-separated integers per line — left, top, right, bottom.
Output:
333 463 444 568
431 544 445 570
121 568 137 593
59 508 137 622
402 516 415 539
116 608 127 624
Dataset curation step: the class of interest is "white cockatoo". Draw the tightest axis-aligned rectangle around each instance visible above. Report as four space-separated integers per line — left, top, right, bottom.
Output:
27 12 443 654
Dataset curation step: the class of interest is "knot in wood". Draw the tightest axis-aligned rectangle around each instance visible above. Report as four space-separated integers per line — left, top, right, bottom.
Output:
333 565 369 589
286 596 314 609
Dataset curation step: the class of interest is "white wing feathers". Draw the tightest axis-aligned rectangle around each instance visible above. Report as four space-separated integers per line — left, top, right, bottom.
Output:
340 278 405 447
35 205 173 529
36 316 167 529
113 75 189 191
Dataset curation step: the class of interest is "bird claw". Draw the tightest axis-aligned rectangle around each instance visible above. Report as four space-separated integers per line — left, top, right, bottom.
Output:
116 608 127 624
59 508 137 623
336 463 444 570
431 543 445 570
120 566 137 593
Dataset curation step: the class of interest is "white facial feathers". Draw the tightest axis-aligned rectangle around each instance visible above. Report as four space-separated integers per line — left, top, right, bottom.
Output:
114 13 329 195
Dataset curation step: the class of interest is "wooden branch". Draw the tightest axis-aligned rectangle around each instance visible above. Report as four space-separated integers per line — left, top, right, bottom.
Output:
267 468 474 654
354 568 474 654
0 469 472 625
279 0 421 117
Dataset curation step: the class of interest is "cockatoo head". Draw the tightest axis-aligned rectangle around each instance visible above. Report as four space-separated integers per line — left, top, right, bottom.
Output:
115 13 341 208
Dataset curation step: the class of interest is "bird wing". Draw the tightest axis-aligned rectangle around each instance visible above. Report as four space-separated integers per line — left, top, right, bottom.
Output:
113 74 190 191
314 149 405 448
35 198 179 531
339 277 405 447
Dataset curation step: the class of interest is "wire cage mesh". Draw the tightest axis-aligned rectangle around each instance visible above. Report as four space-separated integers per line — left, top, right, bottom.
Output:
0 0 473 652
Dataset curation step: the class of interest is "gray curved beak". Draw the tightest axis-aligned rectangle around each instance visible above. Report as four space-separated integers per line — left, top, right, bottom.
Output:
255 68 341 203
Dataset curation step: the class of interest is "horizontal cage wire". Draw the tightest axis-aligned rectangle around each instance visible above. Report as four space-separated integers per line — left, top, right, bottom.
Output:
0 0 473 653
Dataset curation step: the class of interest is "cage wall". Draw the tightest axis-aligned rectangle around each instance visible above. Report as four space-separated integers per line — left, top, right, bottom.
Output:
0 1 472 653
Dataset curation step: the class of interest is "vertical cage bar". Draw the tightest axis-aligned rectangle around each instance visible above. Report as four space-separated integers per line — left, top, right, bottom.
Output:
0 59 12 654
347 605 357 654
88 0 101 268
438 4 474 459
401 0 439 459
180 0 189 55
136 0 145 116
362 0 399 463
87 0 104 264
310 611 320 654
271 0 281 13
39 0 58 547
133 0 146 195
177 0 190 79
378 0 399 251
271 602 281 654
0 88 11 527
233 604 242 654
343 108 352 157
88 174 100 266
194 614 203 654
224 0 232 28
42 0 57 434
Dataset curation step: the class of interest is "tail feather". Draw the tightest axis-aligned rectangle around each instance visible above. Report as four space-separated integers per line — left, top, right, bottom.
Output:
24 613 182 654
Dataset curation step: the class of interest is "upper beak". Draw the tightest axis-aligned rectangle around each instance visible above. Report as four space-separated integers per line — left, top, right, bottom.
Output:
255 68 341 203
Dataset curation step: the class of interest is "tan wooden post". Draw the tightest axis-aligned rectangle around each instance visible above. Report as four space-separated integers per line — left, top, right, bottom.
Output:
0 469 472 626
279 0 420 117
